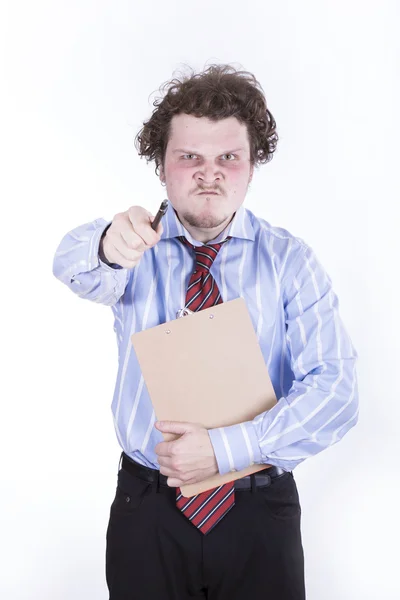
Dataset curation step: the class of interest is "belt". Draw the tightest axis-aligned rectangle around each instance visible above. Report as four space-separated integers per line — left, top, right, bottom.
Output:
120 452 287 490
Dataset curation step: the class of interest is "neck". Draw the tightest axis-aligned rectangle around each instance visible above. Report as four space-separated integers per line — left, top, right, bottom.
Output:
176 212 235 243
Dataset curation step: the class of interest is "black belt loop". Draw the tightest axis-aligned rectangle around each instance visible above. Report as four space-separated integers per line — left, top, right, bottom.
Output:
250 473 257 494
118 451 124 473
156 470 161 493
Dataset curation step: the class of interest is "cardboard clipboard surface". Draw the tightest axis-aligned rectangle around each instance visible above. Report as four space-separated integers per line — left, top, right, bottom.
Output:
131 298 277 497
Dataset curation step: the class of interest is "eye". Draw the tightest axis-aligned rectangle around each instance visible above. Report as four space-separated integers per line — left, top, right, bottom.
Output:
221 153 236 161
181 154 198 160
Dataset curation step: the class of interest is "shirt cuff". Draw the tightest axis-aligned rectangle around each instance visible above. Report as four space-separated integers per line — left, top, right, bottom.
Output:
208 421 263 475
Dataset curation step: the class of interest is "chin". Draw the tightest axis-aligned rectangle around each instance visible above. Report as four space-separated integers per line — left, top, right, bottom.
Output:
183 212 228 229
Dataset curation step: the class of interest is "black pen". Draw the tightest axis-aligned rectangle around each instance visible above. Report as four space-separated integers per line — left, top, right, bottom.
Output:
151 199 169 230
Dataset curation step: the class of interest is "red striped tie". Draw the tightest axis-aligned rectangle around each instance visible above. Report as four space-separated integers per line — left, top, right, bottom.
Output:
175 236 235 535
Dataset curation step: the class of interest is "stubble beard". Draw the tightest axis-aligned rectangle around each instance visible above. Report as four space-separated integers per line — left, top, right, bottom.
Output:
180 191 232 229
181 211 229 230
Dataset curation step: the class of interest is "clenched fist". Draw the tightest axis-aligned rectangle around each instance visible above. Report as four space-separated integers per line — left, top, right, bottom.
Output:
99 206 163 269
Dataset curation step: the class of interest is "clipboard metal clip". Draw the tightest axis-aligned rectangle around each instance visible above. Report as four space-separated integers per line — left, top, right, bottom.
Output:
176 308 194 318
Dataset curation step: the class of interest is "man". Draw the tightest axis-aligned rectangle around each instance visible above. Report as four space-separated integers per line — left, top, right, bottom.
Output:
53 64 359 599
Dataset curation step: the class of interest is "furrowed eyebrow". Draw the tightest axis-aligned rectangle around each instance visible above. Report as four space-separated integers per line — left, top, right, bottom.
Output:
172 148 245 155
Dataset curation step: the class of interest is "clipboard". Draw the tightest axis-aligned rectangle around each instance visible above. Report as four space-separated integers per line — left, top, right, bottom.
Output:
131 297 277 497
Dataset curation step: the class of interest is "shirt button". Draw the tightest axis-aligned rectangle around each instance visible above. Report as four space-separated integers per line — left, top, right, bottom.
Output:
125 496 131 503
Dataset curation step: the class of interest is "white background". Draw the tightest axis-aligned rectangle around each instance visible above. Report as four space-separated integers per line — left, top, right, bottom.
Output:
1 1 399 598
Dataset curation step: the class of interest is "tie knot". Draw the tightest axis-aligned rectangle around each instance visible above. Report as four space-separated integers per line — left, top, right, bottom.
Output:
194 244 220 273
178 236 231 274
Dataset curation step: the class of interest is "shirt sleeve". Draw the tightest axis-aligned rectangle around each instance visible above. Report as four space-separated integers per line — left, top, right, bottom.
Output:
52 218 129 306
208 244 360 474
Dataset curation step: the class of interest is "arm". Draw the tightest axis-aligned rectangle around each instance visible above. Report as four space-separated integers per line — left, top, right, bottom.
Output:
52 218 129 306
208 244 359 474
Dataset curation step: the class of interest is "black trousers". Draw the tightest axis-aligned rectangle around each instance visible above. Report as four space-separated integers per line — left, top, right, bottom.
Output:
105 461 306 599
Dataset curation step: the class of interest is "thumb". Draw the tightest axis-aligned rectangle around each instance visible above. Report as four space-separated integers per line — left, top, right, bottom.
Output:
155 420 196 435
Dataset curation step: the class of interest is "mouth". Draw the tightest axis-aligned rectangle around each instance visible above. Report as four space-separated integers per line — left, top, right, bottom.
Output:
198 191 219 195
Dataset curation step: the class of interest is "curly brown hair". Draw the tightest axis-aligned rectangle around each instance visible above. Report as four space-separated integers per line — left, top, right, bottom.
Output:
134 64 278 176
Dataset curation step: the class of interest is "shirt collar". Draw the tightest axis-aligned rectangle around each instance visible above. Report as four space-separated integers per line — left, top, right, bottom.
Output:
160 203 255 246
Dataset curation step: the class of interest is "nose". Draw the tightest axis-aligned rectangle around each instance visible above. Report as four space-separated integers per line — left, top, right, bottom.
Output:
194 161 222 187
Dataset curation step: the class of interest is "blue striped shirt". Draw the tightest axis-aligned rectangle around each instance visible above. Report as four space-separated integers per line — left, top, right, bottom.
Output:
53 205 359 474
